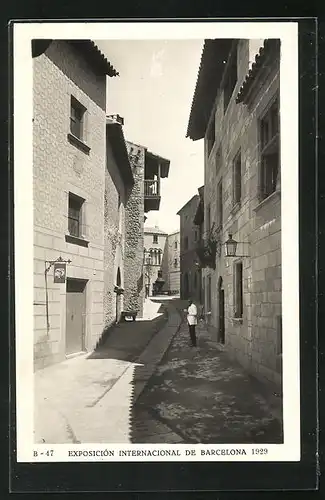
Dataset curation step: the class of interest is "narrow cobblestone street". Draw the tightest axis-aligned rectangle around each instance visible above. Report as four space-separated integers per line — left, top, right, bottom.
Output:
34 299 179 444
35 298 282 445
131 299 283 444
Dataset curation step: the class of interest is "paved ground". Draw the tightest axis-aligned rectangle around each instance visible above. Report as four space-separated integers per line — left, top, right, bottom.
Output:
34 298 181 444
131 300 283 444
34 297 283 445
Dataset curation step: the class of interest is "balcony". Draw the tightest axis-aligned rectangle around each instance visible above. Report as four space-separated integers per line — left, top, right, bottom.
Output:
144 179 161 212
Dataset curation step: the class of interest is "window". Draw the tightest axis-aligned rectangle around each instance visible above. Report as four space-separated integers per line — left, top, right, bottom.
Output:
68 193 84 237
153 234 158 244
217 181 223 229
194 272 197 289
70 96 85 140
223 45 238 113
234 261 243 318
206 204 211 233
158 250 161 265
174 258 178 268
118 194 122 232
216 146 222 174
206 114 215 157
276 315 282 356
260 98 280 200
174 241 178 249
194 230 198 242
233 150 242 205
207 276 212 312
184 236 189 250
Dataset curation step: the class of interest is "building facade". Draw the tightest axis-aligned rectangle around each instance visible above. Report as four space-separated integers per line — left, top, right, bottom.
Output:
193 186 205 304
187 38 281 388
124 146 170 309
163 230 181 295
32 40 118 369
143 226 168 296
104 115 134 328
177 195 202 303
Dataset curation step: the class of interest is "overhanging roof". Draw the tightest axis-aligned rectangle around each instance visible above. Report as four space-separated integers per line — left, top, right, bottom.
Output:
236 39 280 105
193 185 204 225
106 121 134 186
31 39 119 77
145 151 170 178
186 39 234 141
177 194 199 215
144 226 168 235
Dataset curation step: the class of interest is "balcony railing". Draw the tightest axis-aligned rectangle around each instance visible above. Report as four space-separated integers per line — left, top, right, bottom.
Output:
144 179 160 197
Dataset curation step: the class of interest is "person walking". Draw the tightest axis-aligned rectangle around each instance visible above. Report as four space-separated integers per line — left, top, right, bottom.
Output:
185 299 198 347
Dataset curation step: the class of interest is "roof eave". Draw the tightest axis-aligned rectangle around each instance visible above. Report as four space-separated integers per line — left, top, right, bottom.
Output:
31 39 119 77
177 194 199 215
145 151 171 178
186 39 234 141
236 39 280 105
106 123 134 186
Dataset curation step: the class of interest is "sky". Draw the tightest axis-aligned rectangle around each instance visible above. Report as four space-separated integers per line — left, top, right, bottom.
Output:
95 39 204 234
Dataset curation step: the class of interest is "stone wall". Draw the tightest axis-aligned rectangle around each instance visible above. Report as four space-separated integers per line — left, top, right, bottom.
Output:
103 137 127 328
179 196 202 303
33 41 106 369
166 231 180 293
202 39 281 387
124 142 145 317
160 238 170 291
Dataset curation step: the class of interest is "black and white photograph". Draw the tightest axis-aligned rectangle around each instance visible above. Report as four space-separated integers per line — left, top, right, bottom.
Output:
13 21 300 464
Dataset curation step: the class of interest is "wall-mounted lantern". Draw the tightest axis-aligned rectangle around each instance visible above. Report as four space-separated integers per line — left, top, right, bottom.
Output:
225 234 238 257
225 234 250 258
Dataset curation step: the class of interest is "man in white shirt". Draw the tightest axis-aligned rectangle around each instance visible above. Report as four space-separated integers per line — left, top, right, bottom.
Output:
185 299 198 347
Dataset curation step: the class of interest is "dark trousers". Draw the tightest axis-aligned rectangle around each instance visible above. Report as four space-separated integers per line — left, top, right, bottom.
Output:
188 324 197 347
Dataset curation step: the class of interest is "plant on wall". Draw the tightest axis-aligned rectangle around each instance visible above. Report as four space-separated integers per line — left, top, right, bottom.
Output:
195 223 221 270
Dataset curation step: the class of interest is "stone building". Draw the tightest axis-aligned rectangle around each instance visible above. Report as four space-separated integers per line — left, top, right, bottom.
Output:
143 226 168 296
162 230 181 295
104 115 134 327
177 195 202 303
32 39 118 369
124 145 170 310
193 185 205 302
186 38 281 388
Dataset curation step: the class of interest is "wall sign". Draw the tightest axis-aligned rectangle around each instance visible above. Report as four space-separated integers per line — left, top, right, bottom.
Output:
53 262 67 283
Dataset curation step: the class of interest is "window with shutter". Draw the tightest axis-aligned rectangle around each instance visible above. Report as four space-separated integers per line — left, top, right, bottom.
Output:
70 96 86 140
234 261 243 318
68 193 84 237
217 181 223 229
259 97 280 200
233 150 242 205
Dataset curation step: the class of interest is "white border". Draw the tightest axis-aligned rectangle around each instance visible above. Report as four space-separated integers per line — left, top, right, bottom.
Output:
13 21 300 463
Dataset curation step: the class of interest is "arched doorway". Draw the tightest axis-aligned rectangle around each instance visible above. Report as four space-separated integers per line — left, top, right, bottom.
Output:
218 276 225 344
116 267 122 323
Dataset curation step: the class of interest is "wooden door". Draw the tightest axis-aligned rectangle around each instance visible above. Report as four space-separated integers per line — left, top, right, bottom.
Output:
218 277 225 344
66 279 87 355
219 289 225 344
